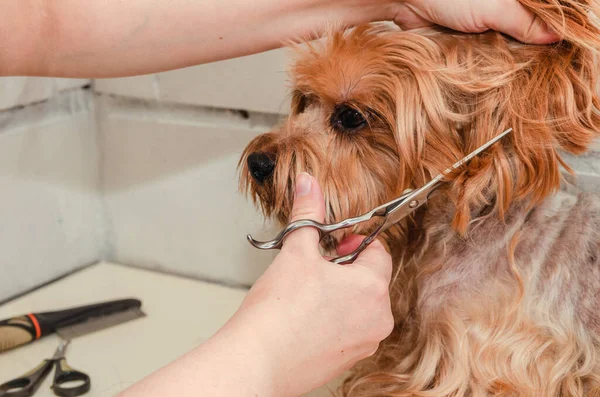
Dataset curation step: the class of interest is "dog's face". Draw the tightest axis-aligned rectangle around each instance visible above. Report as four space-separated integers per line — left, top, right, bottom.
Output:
240 26 421 250
239 24 600 251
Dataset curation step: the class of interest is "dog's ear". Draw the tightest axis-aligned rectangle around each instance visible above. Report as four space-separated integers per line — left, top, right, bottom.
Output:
382 0 600 235
458 0 600 234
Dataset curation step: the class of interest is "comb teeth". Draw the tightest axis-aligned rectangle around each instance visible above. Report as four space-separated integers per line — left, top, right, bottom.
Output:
56 308 146 340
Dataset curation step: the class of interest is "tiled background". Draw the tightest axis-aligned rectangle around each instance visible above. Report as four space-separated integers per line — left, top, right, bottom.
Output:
0 48 291 302
0 88 102 300
1 46 599 302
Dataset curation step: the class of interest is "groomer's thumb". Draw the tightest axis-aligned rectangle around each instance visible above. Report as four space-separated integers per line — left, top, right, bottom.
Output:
283 172 326 253
485 1 559 44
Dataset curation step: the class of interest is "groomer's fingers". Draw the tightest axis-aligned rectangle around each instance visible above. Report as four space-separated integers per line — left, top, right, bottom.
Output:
282 172 326 254
483 1 559 44
348 238 393 283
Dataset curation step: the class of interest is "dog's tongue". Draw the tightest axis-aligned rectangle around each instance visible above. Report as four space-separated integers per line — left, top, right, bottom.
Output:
336 234 366 257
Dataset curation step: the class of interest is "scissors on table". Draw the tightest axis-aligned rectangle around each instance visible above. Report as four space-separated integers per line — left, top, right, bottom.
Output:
247 127 513 264
0 339 91 397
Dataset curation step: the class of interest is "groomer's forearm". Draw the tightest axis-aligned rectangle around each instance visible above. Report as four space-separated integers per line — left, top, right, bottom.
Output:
1 0 395 78
116 311 281 397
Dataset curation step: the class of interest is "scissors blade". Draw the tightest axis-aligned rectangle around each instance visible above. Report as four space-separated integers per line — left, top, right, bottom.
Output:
52 339 70 359
377 127 513 232
443 127 513 174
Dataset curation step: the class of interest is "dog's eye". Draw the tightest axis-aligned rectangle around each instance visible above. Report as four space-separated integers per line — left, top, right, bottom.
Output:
331 105 367 132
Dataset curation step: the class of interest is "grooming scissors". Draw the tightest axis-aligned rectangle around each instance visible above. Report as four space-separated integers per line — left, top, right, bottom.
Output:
247 127 513 264
0 339 90 397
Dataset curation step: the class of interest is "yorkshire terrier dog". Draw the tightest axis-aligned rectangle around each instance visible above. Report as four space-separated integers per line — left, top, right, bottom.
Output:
239 0 600 395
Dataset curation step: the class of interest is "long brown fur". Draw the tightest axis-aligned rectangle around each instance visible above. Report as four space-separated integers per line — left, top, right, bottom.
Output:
238 0 600 395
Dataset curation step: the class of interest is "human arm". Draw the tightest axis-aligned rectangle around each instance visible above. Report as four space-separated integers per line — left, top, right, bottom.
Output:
0 0 394 78
116 172 394 397
1 0 558 78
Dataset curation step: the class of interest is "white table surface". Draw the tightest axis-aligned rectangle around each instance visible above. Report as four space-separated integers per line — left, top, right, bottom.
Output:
0 262 340 397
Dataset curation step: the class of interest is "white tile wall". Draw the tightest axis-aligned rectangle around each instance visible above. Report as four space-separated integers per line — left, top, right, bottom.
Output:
98 96 281 287
0 77 90 111
94 49 292 115
0 90 104 301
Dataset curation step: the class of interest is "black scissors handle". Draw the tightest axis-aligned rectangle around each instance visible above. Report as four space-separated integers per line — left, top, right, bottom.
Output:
0 358 90 397
51 358 91 397
0 359 54 397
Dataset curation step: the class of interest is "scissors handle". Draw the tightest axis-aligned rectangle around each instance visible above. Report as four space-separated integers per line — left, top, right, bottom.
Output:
0 359 54 397
51 358 90 397
246 191 415 251
0 357 90 397
247 211 386 251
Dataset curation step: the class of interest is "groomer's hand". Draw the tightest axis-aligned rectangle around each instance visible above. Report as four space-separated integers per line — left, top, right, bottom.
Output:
118 173 392 397
388 0 560 44
235 172 394 397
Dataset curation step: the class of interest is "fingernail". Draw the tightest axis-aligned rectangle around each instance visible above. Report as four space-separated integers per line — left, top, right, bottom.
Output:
295 172 312 197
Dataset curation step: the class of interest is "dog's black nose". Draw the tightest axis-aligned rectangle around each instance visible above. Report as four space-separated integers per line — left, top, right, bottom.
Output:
247 152 275 183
